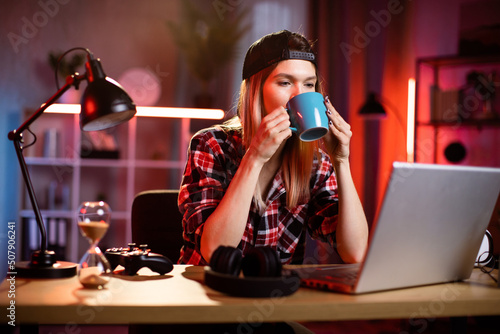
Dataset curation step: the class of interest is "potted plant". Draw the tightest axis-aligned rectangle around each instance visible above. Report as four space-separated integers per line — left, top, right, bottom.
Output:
48 51 86 103
167 0 250 107
48 51 86 81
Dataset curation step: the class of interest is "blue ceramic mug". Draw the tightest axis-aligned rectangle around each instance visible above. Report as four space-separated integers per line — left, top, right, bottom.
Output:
286 92 329 142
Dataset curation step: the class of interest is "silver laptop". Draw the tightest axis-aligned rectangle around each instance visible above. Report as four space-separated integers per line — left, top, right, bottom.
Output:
296 162 500 294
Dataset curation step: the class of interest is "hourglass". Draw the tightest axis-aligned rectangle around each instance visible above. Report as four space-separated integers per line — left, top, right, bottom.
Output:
77 201 112 289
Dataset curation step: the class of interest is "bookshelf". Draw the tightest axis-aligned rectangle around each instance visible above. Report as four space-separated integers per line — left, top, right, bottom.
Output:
414 55 500 165
18 106 223 263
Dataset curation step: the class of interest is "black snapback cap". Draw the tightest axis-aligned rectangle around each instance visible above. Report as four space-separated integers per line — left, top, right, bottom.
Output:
242 30 316 80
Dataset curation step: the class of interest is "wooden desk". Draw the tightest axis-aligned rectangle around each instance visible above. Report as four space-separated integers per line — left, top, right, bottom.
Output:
1 265 499 325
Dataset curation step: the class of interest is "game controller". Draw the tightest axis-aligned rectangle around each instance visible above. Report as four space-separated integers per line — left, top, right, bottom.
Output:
105 243 174 276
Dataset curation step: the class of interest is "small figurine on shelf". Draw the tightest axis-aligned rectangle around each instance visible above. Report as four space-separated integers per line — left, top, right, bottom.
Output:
458 70 498 121
80 131 120 159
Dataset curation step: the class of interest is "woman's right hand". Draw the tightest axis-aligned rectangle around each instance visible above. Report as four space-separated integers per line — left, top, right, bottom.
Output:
246 107 292 164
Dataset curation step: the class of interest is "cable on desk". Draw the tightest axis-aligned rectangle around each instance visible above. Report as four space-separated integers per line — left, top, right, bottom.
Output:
475 251 498 283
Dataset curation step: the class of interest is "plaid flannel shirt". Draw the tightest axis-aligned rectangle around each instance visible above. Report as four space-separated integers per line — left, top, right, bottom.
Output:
178 126 339 265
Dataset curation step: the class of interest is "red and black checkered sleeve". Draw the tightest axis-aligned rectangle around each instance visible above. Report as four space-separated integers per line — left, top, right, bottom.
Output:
178 128 241 265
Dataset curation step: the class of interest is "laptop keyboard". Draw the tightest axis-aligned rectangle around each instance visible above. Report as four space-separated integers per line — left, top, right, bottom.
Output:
292 264 360 288
323 267 359 284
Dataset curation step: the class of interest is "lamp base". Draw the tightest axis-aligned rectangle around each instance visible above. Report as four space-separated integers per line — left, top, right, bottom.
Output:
15 250 77 278
15 261 77 278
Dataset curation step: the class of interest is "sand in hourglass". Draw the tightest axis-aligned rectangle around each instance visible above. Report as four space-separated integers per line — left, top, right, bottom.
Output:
78 221 110 289
78 221 109 241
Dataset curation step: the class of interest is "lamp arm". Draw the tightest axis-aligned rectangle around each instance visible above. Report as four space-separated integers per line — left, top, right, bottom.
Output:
11 138 47 253
9 74 85 138
7 73 85 257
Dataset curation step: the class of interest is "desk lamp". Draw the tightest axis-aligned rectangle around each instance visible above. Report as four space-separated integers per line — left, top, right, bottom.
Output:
358 92 387 118
7 47 136 278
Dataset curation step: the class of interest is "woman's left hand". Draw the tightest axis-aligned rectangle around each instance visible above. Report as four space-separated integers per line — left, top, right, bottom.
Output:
323 96 352 163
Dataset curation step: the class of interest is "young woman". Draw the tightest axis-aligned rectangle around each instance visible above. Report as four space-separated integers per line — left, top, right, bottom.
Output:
178 30 368 265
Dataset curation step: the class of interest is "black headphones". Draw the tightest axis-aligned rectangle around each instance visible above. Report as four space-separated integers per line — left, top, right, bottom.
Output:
204 246 301 298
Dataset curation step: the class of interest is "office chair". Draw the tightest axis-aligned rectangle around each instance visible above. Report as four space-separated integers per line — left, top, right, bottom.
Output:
128 190 325 333
131 189 184 263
